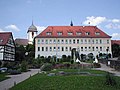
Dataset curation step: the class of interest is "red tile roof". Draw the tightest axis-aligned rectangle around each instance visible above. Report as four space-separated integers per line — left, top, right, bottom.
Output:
36 26 111 38
0 32 12 45
15 38 28 46
111 40 120 45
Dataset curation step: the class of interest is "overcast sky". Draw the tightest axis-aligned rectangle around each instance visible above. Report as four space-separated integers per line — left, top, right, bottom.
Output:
0 0 120 40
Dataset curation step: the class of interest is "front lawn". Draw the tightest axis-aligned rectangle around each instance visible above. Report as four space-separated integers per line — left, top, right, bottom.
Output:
0 73 9 81
10 69 120 90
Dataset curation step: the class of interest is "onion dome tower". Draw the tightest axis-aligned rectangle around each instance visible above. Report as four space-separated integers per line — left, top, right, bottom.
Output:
27 21 38 44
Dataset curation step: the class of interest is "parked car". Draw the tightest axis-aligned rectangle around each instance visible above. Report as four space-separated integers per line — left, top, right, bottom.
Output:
0 67 7 73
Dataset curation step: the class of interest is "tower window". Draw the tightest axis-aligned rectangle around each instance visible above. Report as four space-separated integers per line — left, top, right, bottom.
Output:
38 39 40 44
38 47 40 51
42 47 44 51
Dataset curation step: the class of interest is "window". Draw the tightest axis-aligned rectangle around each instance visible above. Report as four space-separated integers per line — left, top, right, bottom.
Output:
42 47 44 51
53 39 56 44
38 54 40 58
89 47 91 51
85 47 87 51
81 39 83 44
85 32 90 35
58 47 60 51
100 47 102 51
68 32 73 35
38 47 40 51
46 40 48 44
76 32 81 35
46 47 48 51
38 39 40 44
96 47 98 51
107 40 109 44
77 39 79 44
95 32 100 35
73 39 75 44
100 39 102 44
96 39 98 44
66 47 68 51
88 39 91 44
81 47 83 51
92 40 94 44
69 47 71 51
57 32 62 35
92 47 94 51
46 32 52 35
42 39 44 44
54 47 56 51
58 40 60 44
61 39 64 44
69 39 72 44
49 40 52 44
85 39 87 44
50 47 52 51
107 47 109 51
65 39 68 44
62 47 64 51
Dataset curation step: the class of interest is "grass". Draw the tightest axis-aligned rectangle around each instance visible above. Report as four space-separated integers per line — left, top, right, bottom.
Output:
0 73 9 81
10 69 120 90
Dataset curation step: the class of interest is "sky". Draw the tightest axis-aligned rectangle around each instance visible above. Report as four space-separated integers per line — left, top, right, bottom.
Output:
0 0 120 40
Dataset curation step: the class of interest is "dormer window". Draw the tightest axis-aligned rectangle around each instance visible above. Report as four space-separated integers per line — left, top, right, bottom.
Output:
95 32 100 35
57 32 62 36
46 32 52 35
76 32 81 35
68 32 73 35
85 32 90 35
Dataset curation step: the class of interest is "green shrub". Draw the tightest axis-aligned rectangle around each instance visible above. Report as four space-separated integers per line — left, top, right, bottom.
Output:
105 72 117 86
40 63 53 71
93 63 101 68
21 61 28 72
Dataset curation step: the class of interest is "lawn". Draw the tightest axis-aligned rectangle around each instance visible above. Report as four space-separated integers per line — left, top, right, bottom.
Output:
10 69 120 90
0 73 9 82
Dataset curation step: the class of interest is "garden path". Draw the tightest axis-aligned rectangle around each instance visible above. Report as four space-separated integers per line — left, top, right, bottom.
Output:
94 63 120 76
0 69 40 90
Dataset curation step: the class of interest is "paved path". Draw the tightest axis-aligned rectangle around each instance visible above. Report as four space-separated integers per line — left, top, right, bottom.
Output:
0 69 40 90
94 63 120 76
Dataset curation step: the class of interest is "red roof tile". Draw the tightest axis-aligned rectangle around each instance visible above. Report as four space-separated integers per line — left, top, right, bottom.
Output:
36 26 111 38
111 40 120 45
0 32 12 45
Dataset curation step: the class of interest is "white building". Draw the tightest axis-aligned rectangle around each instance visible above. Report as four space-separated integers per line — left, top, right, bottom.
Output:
27 21 38 44
35 26 112 59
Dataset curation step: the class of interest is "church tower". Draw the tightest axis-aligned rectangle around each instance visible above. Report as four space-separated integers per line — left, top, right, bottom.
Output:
27 21 38 44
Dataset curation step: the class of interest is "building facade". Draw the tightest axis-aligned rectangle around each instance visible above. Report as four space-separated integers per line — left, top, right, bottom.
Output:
35 26 112 59
0 32 15 61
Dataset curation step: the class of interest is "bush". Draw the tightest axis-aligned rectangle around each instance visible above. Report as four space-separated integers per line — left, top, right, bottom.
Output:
40 63 53 71
8 69 21 75
21 61 28 72
93 63 101 68
105 72 116 86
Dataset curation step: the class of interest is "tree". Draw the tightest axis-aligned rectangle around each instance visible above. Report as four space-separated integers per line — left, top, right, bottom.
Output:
15 45 26 62
112 44 120 57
